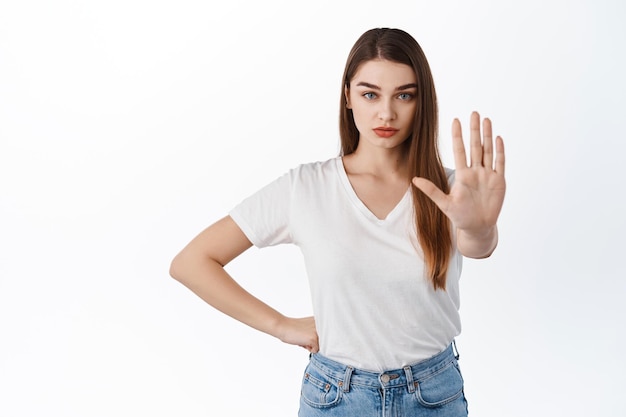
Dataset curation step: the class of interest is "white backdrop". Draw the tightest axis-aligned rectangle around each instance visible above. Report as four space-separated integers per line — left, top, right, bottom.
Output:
1 0 625 416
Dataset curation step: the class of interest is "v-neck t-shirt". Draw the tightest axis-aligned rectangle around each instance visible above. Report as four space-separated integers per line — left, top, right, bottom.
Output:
229 157 462 372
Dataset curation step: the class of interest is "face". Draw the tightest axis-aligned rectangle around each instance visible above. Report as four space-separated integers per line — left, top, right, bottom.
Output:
345 59 417 152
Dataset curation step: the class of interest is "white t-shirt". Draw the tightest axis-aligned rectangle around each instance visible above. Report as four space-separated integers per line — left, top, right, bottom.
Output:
229 157 462 371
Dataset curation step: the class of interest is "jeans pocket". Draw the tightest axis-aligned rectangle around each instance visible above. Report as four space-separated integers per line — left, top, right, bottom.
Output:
414 361 464 408
300 363 342 409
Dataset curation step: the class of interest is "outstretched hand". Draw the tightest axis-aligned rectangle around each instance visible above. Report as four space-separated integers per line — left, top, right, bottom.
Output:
412 111 505 241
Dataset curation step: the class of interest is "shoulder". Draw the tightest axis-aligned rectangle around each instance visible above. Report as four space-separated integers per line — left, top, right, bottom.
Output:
292 157 340 172
286 157 341 180
252 157 339 195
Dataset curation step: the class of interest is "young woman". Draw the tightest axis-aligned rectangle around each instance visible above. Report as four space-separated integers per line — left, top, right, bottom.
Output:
170 28 505 416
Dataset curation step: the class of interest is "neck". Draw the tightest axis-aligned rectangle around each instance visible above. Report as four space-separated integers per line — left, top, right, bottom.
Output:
345 146 408 179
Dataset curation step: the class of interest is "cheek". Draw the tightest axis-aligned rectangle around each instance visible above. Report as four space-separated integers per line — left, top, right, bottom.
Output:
350 103 369 123
350 109 371 135
400 105 417 123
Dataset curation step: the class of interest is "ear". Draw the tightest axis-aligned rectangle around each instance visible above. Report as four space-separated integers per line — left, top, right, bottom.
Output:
344 85 352 109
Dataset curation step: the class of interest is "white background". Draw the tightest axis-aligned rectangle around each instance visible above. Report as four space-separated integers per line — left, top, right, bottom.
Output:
1 0 625 416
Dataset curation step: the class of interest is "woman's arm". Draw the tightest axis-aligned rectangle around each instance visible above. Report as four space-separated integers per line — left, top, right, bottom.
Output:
169 215 319 352
412 111 506 259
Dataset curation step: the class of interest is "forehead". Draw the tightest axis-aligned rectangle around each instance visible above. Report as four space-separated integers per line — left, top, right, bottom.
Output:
350 59 416 87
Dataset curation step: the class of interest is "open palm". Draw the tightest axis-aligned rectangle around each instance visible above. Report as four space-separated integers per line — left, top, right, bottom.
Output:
412 111 506 234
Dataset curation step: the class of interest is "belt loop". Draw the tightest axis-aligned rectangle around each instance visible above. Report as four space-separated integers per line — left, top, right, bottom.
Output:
452 339 460 360
342 366 353 393
403 366 415 393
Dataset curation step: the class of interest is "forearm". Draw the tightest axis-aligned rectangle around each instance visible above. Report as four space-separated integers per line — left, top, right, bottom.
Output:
456 225 498 259
170 256 285 339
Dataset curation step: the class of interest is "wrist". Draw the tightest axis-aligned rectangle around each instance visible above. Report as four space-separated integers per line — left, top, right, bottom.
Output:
268 313 289 341
458 225 496 241
457 225 498 258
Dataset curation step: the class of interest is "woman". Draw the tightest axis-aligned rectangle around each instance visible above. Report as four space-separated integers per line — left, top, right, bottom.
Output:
170 28 505 416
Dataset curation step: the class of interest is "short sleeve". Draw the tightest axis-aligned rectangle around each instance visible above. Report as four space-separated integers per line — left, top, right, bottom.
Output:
229 170 293 248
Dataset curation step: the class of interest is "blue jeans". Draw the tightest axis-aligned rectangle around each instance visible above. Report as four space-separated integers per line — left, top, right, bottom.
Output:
298 344 468 417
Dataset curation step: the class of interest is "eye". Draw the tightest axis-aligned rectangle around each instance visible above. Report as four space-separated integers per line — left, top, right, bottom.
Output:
398 93 414 101
362 92 377 100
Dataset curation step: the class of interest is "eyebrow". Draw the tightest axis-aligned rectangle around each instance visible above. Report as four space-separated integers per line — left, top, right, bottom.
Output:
355 81 418 91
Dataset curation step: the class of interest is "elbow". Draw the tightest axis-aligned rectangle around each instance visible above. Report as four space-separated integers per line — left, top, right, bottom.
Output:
169 250 222 284
169 253 187 282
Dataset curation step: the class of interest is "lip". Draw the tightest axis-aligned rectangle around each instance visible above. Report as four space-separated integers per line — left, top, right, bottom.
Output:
373 127 399 138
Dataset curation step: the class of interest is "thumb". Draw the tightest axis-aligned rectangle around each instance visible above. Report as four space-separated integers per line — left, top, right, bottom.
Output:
411 177 449 213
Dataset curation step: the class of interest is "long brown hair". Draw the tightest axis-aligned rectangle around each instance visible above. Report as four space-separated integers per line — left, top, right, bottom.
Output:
339 28 452 290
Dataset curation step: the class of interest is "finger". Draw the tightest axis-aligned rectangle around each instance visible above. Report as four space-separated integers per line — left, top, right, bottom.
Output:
451 118 468 169
469 111 482 167
482 117 494 169
303 339 319 353
495 136 505 175
412 177 450 214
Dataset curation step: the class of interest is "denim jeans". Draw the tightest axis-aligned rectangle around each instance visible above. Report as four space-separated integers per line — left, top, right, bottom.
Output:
298 344 468 417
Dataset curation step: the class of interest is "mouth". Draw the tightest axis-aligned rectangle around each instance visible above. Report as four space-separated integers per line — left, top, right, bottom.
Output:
373 127 399 138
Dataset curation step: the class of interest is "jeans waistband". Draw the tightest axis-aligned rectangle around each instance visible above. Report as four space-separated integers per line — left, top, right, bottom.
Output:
308 343 458 392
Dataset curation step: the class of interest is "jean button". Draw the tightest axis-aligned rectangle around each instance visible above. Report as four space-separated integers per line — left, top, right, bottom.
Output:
381 374 390 383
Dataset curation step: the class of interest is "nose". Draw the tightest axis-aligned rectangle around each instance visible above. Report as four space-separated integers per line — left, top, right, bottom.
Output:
377 99 396 122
